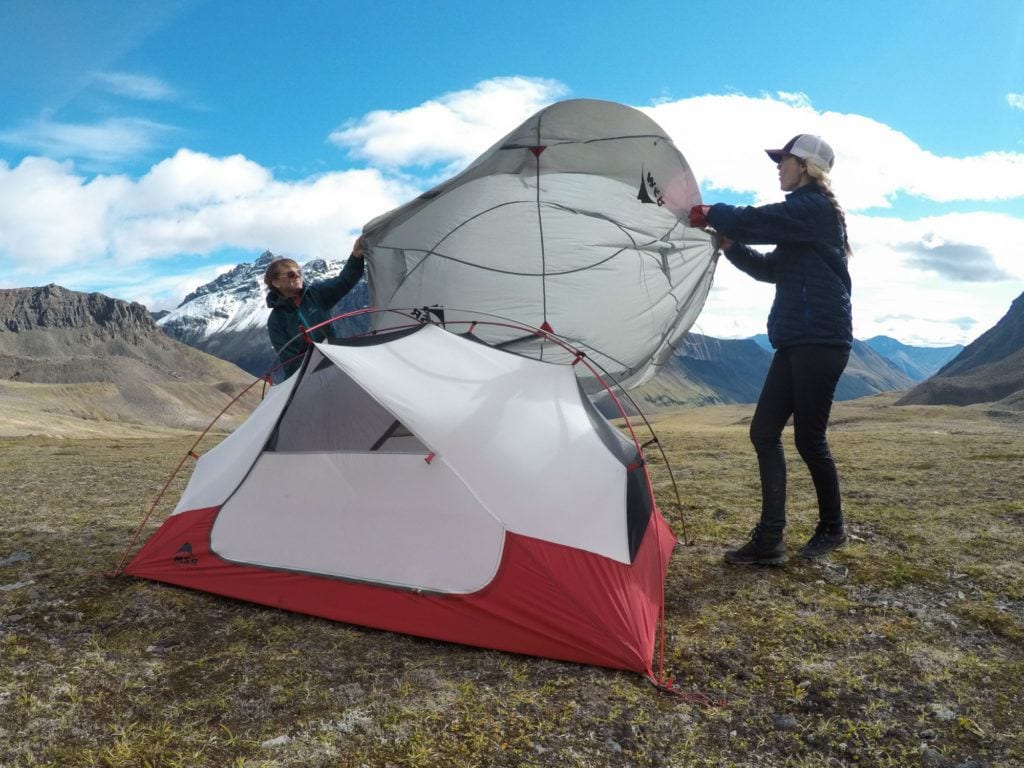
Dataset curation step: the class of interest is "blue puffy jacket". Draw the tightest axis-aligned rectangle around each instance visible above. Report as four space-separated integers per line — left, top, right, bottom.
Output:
266 256 365 376
707 183 852 351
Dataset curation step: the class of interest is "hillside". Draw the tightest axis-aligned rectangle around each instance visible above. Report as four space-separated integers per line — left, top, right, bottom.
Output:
898 291 1024 411
668 334 772 403
863 335 963 381
626 335 913 414
835 339 914 399
0 285 258 436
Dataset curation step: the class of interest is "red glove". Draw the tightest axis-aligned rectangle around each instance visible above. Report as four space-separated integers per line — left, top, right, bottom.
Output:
689 205 711 228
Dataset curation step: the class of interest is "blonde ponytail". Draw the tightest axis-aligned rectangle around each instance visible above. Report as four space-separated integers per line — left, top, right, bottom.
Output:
804 164 852 256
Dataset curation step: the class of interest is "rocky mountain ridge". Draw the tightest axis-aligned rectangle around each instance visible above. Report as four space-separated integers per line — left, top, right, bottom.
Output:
897 290 1024 412
0 284 256 435
0 284 156 343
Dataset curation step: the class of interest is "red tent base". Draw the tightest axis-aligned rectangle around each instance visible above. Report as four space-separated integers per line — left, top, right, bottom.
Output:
126 506 676 673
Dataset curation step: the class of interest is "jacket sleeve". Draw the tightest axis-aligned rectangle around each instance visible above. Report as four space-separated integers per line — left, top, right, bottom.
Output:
267 310 289 354
311 255 366 307
707 199 818 245
722 242 777 284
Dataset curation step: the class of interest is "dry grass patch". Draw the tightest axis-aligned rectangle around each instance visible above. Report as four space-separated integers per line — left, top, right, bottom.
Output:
1 399 1022 767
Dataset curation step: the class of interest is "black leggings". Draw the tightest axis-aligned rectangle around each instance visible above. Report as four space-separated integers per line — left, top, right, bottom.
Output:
749 344 850 532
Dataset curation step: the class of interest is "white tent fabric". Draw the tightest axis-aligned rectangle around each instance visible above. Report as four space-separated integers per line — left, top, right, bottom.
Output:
182 325 640 594
212 451 505 593
363 98 718 390
171 372 298 516
314 324 633 563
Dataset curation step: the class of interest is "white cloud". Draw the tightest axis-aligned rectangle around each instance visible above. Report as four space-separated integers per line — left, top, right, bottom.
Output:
643 93 1024 209
0 116 172 164
892 241 1009 282
93 71 178 101
0 156 130 271
1008 93 1024 110
1 81 1022 346
329 76 569 172
697 209 1024 346
332 87 1024 211
0 152 418 291
132 149 273 211
824 212 1022 344
110 166 412 262
99 264 238 313
33 258 244 314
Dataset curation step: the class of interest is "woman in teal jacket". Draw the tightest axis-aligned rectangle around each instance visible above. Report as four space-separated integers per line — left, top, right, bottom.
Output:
264 238 365 377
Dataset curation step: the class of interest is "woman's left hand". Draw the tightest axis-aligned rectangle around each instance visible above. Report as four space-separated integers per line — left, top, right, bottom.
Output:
689 205 711 228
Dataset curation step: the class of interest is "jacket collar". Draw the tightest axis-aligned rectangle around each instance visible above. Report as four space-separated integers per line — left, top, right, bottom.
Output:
785 182 821 200
266 290 304 310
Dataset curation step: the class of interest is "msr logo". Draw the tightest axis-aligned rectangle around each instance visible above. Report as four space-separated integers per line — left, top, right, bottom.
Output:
411 305 446 324
173 542 199 567
637 167 665 207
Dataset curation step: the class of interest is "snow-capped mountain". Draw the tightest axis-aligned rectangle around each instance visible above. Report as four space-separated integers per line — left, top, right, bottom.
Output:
157 251 368 377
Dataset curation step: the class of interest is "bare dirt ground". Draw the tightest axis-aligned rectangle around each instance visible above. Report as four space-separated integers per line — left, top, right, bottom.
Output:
1 395 1021 767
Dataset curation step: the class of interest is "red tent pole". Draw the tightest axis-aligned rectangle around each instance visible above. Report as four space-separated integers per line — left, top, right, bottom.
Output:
107 373 272 578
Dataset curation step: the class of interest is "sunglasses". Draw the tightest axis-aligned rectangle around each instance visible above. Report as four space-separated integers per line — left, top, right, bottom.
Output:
277 270 301 280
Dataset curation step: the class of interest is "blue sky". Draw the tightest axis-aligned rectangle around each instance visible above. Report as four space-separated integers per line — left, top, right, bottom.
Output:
2 0 1023 346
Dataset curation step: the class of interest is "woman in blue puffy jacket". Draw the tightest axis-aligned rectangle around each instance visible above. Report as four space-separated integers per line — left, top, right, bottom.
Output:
264 237 365 378
690 134 853 565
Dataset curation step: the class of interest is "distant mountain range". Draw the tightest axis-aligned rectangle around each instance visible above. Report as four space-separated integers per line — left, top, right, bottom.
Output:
861 336 963 381
749 334 962 382
153 252 977 412
0 284 255 434
898 291 1024 413
2 272 1020 439
624 334 923 413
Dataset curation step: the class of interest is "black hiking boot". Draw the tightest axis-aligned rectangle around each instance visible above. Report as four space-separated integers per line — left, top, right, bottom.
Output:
724 525 786 566
799 523 847 560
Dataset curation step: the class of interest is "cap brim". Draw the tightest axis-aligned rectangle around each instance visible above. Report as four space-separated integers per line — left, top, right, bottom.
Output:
765 148 786 163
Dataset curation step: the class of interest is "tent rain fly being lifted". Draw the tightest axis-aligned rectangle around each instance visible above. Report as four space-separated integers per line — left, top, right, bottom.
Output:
362 97 718 391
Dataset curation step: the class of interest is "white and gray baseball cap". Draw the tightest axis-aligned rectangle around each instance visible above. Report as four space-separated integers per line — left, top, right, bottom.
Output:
765 134 835 171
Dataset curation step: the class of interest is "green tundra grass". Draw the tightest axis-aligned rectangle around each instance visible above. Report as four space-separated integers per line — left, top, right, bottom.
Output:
1 395 1021 767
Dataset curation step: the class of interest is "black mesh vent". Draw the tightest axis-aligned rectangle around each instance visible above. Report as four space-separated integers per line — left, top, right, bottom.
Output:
626 465 654 562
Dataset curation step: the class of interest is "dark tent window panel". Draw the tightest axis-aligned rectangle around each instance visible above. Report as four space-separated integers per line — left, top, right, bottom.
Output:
268 349 427 454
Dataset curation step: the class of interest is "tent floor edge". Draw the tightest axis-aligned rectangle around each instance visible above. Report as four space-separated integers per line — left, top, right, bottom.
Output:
125 506 676 674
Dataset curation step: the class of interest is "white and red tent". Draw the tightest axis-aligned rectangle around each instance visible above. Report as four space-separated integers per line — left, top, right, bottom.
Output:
125 322 676 674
